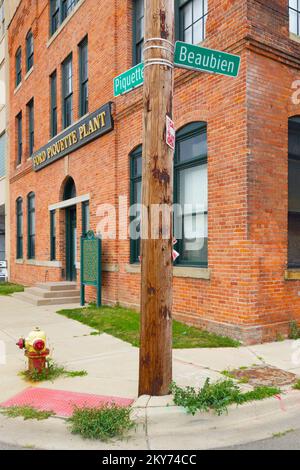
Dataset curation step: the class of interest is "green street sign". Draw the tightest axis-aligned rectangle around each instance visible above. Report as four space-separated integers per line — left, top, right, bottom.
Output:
174 41 241 78
114 62 144 97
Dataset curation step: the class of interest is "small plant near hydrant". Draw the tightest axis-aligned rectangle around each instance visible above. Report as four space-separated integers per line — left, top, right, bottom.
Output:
17 327 87 382
19 358 88 382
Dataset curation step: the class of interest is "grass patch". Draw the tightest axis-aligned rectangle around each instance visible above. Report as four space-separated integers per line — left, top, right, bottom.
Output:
2 406 55 421
272 429 295 439
68 404 134 441
289 321 300 340
20 359 87 382
0 282 24 296
57 305 240 349
293 379 300 390
170 379 280 416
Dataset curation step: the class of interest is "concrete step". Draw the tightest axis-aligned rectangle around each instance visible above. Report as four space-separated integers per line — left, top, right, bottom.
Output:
26 287 80 299
35 282 78 292
12 292 80 307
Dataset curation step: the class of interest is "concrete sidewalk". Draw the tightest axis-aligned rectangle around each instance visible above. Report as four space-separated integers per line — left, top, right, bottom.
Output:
1 295 300 450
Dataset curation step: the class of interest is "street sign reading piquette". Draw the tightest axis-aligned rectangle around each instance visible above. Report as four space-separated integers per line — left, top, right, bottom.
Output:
114 62 144 97
174 41 241 78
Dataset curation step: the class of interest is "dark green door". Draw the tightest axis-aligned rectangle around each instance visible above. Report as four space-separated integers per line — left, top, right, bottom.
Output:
66 206 77 281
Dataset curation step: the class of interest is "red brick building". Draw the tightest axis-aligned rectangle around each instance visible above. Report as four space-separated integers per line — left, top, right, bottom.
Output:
7 0 300 343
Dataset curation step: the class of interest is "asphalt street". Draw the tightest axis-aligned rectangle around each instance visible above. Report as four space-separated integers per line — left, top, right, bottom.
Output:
219 429 300 450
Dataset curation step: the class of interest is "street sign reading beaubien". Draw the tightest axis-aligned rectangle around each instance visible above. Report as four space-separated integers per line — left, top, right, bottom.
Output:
114 62 144 97
174 41 241 78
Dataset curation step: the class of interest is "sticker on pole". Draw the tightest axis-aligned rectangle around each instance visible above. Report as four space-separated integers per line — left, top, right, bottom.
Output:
166 116 175 150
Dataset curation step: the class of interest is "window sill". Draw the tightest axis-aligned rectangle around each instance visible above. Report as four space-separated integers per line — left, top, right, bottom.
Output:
125 264 211 280
285 269 300 281
47 0 86 48
16 259 62 268
14 82 22 94
290 32 300 44
173 266 210 279
24 67 34 81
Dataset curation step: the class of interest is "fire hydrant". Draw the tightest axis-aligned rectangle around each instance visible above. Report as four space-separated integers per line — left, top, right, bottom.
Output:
16 327 50 374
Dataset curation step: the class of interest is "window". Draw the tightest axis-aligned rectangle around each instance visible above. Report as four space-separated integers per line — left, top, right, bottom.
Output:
26 30 34 72
288 117 300 267
50 0 79 35
178 0 208 44
62 0 79 21
133 0 144 65
50 210 56 260
82 201 90 236
50 0 60 35
0 132 6 178
174 122 208 266
0 1 5 37
290 0 300 35
27 192 35 259
16 112 22 165
15 47 22 87
27 99 34 156
16 197 23 259
130 146 142 263
62 54 73 129
79 36 88 117
129 124 208 266
50 71 57 137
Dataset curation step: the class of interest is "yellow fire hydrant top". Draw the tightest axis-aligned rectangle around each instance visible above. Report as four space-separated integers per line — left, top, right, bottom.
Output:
24 327 47 353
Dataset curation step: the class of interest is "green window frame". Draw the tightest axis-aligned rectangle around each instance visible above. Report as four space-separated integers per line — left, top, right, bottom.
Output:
50 210 56 261
178 0 208 44
26 30 34 72
133 0 144 65
174 122 208 267
16 112 22 165
290 0 300 35
15 47 22 87
129 123 208 267
82 201 90 236
62 54 73 129
79 36 88 117
50 70 58 137
50 0 79 36
288 117 300 267
27 192 35 260
130 145 142 263
27 98 34 156
16 197 23 259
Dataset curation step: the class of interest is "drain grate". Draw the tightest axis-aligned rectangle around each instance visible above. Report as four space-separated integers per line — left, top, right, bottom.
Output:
230 366 297 387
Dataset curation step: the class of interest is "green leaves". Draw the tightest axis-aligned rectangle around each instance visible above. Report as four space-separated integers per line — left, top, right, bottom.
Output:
68 405 134 441
170 379 281 416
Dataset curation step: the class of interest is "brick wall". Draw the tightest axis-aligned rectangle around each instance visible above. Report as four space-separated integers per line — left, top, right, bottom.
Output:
8 0 300 344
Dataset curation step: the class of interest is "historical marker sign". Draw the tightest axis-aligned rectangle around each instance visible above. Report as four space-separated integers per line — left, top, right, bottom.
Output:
80 231 102 307
174 41 241 78
114 63 144 97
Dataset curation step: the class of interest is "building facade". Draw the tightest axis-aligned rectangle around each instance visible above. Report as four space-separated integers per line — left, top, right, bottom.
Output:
0 0 20 272
7 0 300 343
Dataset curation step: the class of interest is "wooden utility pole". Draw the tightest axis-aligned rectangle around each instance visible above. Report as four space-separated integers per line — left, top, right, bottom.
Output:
139 0 175 396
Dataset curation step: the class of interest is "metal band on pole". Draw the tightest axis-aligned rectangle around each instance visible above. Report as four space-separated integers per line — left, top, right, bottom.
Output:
144 59 174 69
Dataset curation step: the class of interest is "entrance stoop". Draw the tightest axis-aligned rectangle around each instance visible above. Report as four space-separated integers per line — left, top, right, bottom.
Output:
12 282 80 306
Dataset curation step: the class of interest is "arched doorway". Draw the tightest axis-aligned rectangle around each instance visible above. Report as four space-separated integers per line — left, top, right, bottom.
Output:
63 177 77 281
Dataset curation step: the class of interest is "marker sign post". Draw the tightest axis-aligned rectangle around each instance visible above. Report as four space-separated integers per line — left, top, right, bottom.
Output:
114 63 144 97
174 41 241 78
80 231 102 308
